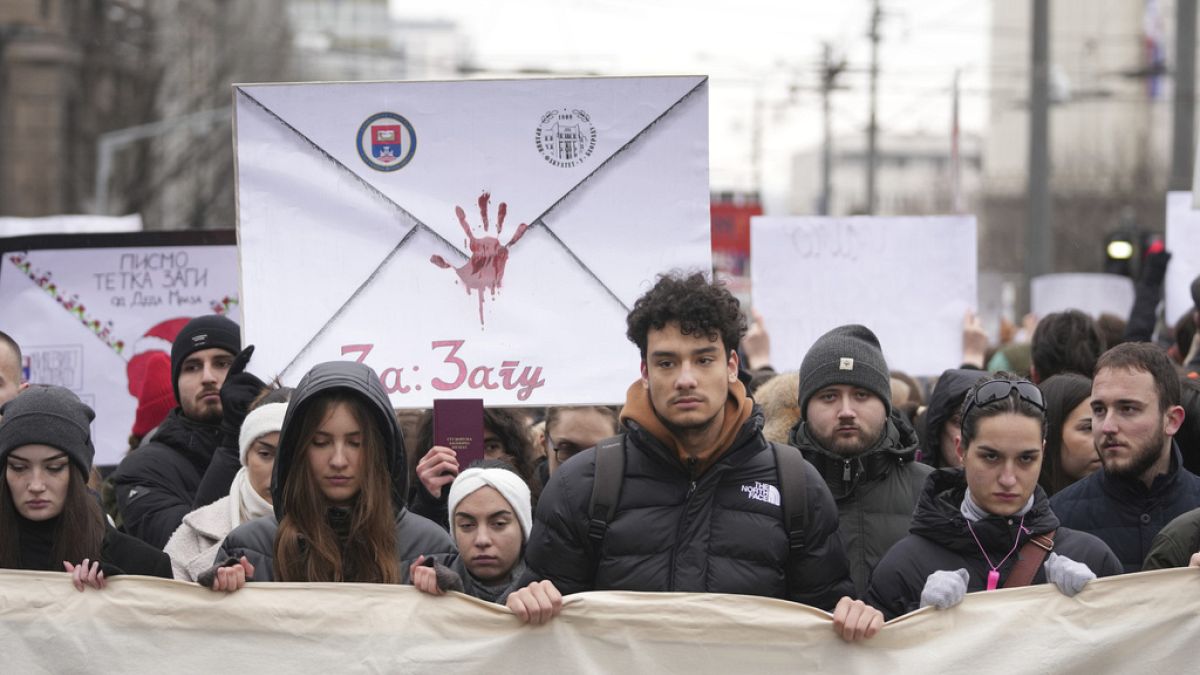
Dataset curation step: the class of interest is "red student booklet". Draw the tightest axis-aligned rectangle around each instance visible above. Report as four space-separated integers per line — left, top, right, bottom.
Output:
433 398 485 470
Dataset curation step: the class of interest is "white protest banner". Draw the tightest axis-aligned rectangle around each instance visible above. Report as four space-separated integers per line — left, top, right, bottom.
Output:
0 232 240 466
1030 273 1135 319
1166 191 1200 323
234 76 711 406
751 216 977 376
3 568 1198 673
0 213 142 237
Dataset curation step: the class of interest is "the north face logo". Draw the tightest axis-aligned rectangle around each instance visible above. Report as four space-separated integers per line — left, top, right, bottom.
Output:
741 481 780 506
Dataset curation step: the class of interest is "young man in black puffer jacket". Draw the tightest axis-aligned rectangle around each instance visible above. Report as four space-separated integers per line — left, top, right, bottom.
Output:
525 273 881 642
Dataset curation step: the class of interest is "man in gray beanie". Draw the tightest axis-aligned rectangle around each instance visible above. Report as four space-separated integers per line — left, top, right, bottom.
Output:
111 314 243 549
788 324 932 597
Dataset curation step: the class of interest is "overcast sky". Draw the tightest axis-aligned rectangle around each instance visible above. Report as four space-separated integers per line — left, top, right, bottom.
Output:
390 0 991 212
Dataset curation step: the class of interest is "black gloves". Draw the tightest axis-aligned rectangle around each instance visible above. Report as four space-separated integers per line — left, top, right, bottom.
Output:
218 345 267 445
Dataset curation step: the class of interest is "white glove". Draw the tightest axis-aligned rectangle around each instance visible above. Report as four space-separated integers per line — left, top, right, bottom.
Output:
920 568 970 610
1043 552 1095 597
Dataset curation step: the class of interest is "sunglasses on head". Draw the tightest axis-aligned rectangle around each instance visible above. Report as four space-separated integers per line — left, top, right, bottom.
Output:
962 379 1045 421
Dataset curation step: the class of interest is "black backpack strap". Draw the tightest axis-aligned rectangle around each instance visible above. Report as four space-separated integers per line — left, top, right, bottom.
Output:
587 434 626 548
772 442 807 553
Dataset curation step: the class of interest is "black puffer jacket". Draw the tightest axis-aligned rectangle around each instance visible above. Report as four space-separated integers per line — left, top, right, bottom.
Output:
789 409 932 597
1050 443 1200 572
866 469 1122 620
10 516 173 579
216 361 453 581
111 409 223 548
921 369 981 467
525 410 853 611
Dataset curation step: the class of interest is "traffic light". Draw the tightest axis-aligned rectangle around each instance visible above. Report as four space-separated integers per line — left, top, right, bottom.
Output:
1104 229 1135 276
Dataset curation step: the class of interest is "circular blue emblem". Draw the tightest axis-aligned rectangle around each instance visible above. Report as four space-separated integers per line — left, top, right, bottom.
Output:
357 112 417 172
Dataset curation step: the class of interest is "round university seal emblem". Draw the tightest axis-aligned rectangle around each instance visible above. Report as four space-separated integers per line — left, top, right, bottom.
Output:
534 109 596 168
357 112 417 171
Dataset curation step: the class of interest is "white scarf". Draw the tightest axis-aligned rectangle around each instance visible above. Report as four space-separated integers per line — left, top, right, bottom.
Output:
229 467 273 529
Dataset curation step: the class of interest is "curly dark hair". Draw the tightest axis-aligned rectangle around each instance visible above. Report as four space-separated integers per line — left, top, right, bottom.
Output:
625 272 746 358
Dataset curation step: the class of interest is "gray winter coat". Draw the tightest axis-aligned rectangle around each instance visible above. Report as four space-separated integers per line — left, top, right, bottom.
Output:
217 509 453 581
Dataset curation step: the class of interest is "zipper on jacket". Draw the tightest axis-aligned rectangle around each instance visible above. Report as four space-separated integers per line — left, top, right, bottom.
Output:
843 459 851 482
668 458 701 590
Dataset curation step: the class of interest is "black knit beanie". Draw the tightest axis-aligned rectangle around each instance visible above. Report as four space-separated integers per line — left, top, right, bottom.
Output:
1191 273 1200 312
170 315 241 402
798 324 892 420
0 385 96 475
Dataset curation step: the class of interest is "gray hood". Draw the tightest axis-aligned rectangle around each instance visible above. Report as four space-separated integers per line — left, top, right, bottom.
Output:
270 361 405 520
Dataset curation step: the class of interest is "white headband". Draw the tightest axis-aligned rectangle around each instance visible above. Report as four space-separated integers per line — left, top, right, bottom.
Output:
238 402 288 466
447 467 533 540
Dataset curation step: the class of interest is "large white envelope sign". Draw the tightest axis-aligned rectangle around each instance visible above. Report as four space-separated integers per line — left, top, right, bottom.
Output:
751 216 977 377
235 77 711 405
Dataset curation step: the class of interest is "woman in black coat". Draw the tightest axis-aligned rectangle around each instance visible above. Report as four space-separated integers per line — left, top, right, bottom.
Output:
0 386 172 588
866 373 1122 621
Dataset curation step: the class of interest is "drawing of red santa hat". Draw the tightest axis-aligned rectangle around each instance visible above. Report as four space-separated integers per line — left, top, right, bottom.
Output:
125 317 192 398
131 352 176 437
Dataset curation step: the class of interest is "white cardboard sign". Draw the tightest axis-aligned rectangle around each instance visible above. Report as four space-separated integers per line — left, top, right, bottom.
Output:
0 233 240 466
234 76 711 406
1030 273 1135 320
751 216 977 376
1166 191 1200 323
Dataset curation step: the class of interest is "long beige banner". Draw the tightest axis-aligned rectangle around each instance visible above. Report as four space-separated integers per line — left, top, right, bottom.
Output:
1 568 1197 673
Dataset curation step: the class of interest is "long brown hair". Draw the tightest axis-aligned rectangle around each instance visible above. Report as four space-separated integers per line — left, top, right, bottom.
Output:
272 391 400 583
0 465 106 569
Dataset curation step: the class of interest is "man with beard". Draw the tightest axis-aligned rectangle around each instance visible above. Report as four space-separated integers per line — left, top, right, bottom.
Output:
111 315 241 548
526 273 882 642
787 325 933 596
1050 341 1200 572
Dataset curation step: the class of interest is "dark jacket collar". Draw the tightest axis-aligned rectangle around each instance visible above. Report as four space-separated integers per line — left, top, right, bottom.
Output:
910 468 1059 556
152 408 223 473
1098 441 1186 500
788 408 921 501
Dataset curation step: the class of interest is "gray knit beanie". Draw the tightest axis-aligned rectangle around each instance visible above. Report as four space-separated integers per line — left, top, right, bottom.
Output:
0 385 96 474
798 324 892 420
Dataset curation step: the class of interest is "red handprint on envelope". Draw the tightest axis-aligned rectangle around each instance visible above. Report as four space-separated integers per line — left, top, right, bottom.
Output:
430 192 530 326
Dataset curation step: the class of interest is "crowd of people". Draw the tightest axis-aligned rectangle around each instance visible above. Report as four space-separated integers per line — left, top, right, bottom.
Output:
1 255 1199 644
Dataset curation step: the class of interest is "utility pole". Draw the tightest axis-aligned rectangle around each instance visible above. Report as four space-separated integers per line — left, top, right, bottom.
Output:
752 86 764 200
820 43 845 216
951 69 964 214
1171 0 1196 191
1026 0 1052 287
865 0 881 214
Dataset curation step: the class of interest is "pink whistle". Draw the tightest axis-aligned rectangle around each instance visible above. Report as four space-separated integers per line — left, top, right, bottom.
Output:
986 569 1000 591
